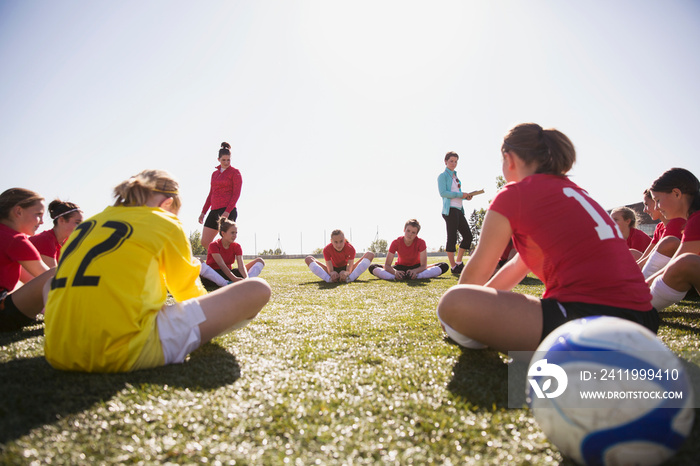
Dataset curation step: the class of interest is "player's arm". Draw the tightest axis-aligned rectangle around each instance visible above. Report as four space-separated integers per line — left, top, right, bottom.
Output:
646 239 700 286
236 255 248 279
383 252 398 277
213 253 240 282
460 210 516 286
408 250 428 278
636 239 657 269
40 255 57 268
326 260 339 282
486 253 530 291
19 259 50 283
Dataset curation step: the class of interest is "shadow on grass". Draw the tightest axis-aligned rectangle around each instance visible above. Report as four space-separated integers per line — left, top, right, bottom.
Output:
518 276 544 287
445 339 511 410
0 342 240 445
0 326 44 346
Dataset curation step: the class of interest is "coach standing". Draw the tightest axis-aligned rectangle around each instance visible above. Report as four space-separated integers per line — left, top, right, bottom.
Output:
438 151 473 275
199 142 242 250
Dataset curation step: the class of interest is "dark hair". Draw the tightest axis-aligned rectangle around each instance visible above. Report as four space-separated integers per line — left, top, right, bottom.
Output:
48 199 81 226
650 168 700 215
501 123 576 175
219 142 231 158
404 218 421 233
330 229 344 238
445 151 459 162
217 216 237 235
643 188 652 200
0 188 44 220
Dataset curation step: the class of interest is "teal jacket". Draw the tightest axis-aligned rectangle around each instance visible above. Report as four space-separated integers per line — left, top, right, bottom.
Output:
438 168 463 216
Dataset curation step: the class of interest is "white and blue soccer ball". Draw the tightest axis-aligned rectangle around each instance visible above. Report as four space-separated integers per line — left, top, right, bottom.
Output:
527 316 695 466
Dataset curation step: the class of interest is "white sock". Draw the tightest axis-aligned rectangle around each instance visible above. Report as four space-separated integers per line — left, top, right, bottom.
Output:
642 250 672 279
347 258 371 282
308 261 331 282
416 266 442 279
372 267 395 280
248 262 264 278
200 262 229 287
650 277 687 310
439 318 487 349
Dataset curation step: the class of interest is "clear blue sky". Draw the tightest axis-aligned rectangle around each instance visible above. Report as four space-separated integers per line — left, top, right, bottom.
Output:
2 0 699 254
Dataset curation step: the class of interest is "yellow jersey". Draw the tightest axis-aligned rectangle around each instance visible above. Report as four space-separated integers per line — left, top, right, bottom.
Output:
44 206 207 372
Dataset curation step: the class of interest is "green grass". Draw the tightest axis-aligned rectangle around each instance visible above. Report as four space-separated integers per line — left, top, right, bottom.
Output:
1 257 699 464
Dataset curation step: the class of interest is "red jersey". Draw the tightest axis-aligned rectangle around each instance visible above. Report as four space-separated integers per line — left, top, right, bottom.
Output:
29 229 61 260
626 227 651 252
0 223 41 291
681 211 700 244
489 174 651 310
206 239 243 270
651 222 665 245
664 217 686 240
323 242 356 268
201 165 242 214
389 236 426 267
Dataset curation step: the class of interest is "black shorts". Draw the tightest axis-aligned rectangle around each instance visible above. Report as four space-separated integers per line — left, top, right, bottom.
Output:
204 207 238 230
332 266 347 273
394 264 421 272
540 299 660 342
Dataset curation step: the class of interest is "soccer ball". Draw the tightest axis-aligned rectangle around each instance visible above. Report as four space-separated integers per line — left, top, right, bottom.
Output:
527 316 694 466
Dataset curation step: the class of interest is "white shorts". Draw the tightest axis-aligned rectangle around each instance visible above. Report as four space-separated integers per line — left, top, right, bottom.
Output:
157 298 207 364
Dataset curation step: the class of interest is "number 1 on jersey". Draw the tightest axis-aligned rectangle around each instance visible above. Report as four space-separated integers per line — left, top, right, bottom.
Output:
563 187 622 241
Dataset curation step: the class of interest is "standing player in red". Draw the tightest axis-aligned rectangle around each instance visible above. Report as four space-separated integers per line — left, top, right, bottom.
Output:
370 219 449 280
198 142 243 250
437 123 656 351
305 229 374 283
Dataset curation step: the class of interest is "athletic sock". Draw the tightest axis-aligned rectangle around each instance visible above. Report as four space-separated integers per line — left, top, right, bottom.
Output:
200 262 229 287
248 262 264 278
416 265 443 279
308 262 332 282
347 258 371 282
439 319 488 349
371 266 395 280
0 294 36 332
642 250 672 279
650 277 687 310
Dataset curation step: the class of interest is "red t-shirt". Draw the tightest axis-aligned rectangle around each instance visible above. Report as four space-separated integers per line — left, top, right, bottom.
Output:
489 174 651 310
201 165 242 214
0 223 41 291
389 236 426 267
651 222 665 245
206 239 243 270
29 229 61 260
626 227 651 252
323 242 356 268
664 217 686 240
681 211 700 244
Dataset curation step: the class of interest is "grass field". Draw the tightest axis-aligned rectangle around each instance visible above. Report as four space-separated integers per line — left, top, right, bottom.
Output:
1 257 699 465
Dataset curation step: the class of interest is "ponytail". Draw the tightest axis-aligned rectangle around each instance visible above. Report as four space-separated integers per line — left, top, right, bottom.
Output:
219 142 231 158
502 123 576 176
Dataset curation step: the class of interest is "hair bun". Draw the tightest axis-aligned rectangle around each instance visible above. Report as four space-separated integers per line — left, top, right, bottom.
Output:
221 142 231 149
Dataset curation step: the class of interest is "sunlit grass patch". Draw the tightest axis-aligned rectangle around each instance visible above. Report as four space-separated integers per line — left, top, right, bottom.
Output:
1 258 699 464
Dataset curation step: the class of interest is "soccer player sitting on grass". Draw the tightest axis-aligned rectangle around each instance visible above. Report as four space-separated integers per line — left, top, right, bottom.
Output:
199 217 265 287
305 229 374 283
369 219 449 280
43 169 270 372
436 123 658 352
646 168 700 310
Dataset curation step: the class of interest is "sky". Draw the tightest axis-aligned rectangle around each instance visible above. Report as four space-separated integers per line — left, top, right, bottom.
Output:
1 0 699 255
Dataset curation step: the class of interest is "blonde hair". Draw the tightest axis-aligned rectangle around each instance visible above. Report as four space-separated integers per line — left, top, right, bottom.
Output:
611 206 640 229
404 218 421 232
113 169 181 213
0 188 44 220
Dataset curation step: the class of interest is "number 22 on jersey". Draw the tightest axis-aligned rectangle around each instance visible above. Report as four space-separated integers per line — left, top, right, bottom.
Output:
52 220 133 289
